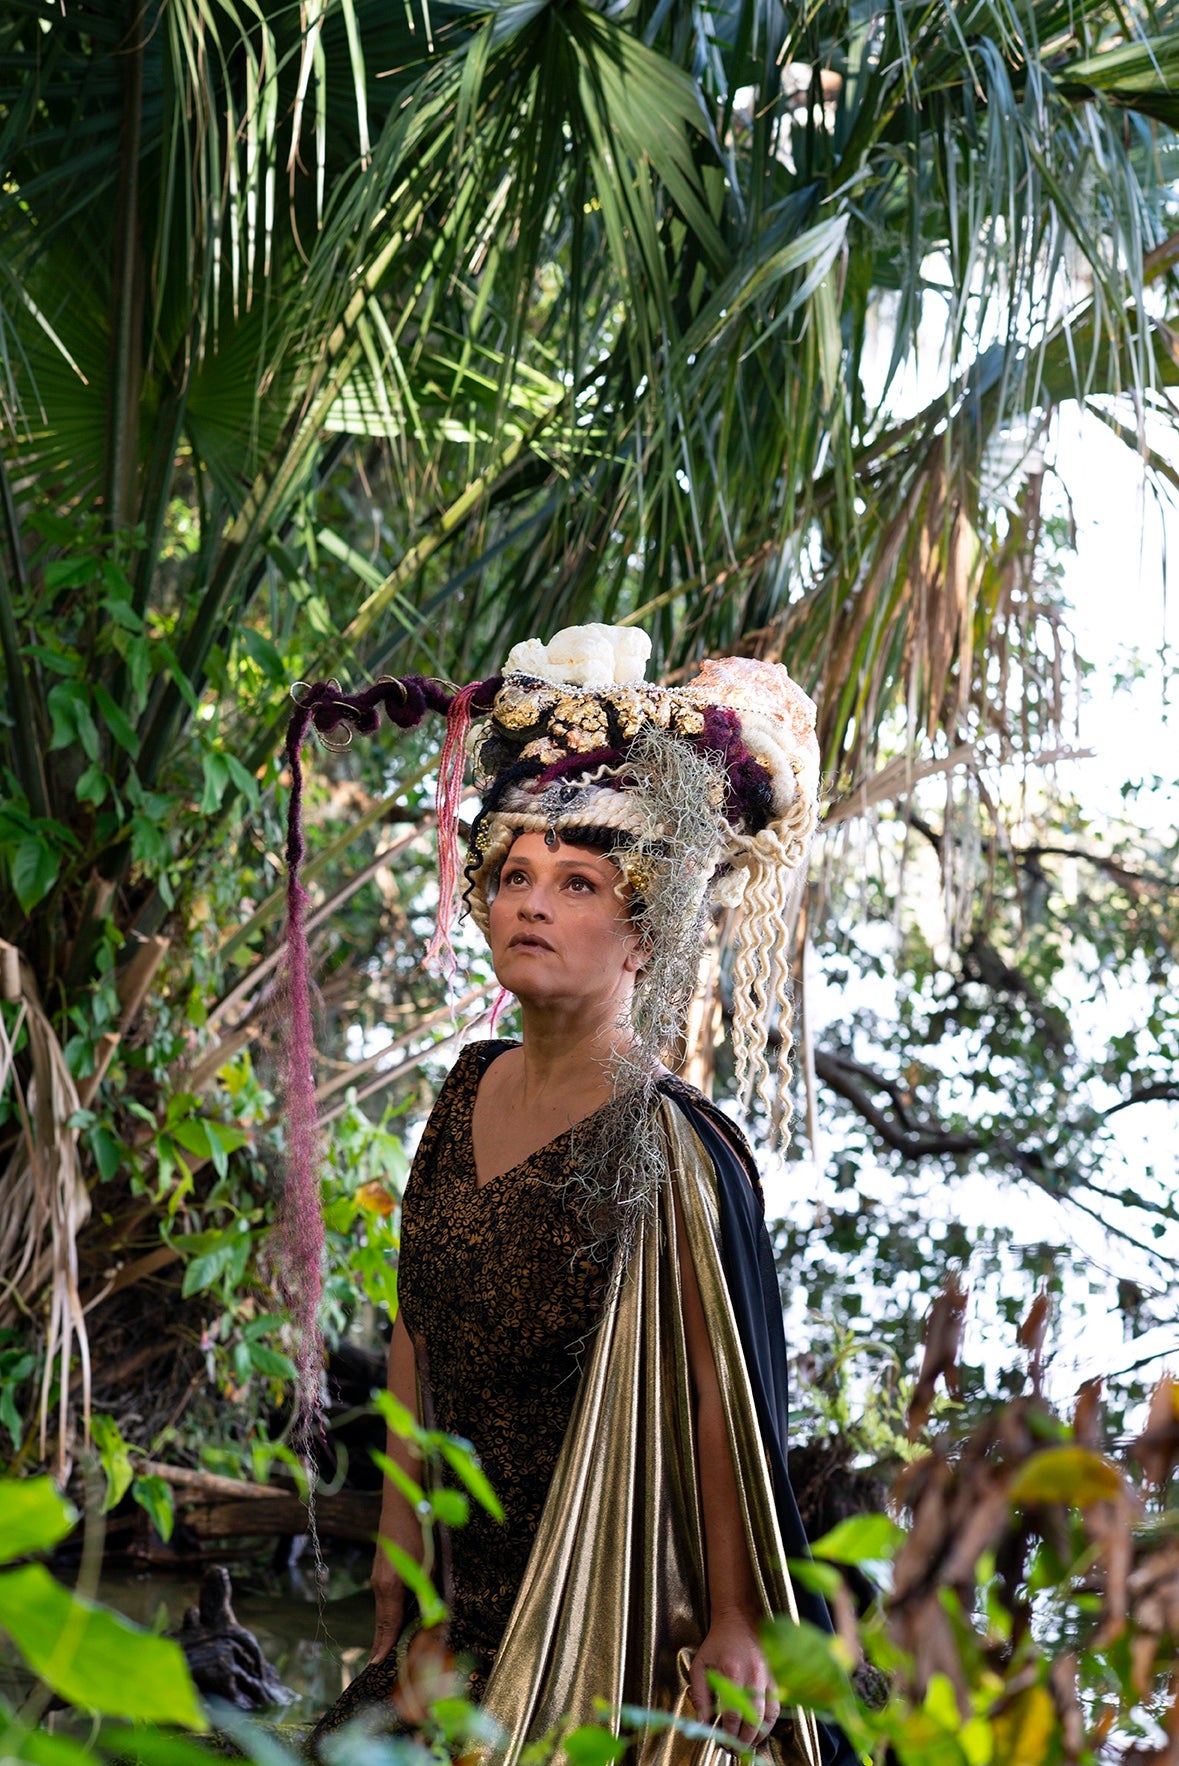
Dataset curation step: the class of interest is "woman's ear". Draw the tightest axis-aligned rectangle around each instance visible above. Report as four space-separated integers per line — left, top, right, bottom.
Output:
624 936 652 974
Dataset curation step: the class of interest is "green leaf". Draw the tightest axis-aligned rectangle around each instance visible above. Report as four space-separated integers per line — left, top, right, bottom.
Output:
563 1727 629 1766
428 1487 470 1528
131 1476 175 1544
170 1119 213 1161
199 752 230 813
0 1563 206 1726
11 837 61 913
438 1437 504 1522
0 1478 77 1562
241 628 286 683
786 1557 845 1600
810 1513 905 1564
89 1125 124 1183
223 752 260 807
245 1343 296 1380
75 764 108 806
96 1724 226 1766
761 1616 855 1709
90 1414 133 1513
372 1449 425 1512
3 1723 98 1766
92 685 140 758
1 1384 27 1452
377 1537 447 1629
706 1671 759 1726
47 681 99 760
101 596 144 633
130 813 170 869
1008 1447 1123 1509
181 1242 237 1297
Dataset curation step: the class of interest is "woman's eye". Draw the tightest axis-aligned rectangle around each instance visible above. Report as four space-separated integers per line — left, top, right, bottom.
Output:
503 869 527 886
566 875 595 893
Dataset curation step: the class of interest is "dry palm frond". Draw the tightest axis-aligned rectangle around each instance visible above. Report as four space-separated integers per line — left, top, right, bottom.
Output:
0 942 91 1476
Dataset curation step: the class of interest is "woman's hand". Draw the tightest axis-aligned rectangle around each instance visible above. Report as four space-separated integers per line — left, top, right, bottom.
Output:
689 1610 780 1749
369 1544 406 1665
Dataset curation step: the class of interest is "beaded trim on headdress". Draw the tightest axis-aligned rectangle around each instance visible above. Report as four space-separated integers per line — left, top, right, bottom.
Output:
280 627 820 1433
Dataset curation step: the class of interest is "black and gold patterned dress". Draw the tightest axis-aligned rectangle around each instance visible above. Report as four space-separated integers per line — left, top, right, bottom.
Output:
399 1038 619 1674
310 1038 618 1735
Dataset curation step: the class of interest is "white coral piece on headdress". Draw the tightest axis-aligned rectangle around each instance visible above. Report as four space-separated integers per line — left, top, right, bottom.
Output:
504 623 651 687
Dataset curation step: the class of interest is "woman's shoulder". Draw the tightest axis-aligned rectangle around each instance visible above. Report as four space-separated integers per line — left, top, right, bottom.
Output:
430 1036 517 1107
656 1074 763 1203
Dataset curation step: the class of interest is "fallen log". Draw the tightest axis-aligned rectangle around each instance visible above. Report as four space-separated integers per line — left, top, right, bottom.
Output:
141 1461 382 1543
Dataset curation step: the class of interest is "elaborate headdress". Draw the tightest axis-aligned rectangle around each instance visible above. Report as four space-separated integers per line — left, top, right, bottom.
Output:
281 626 820 1429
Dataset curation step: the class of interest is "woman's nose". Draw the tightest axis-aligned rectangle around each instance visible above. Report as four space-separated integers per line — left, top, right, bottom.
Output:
520 888 553 920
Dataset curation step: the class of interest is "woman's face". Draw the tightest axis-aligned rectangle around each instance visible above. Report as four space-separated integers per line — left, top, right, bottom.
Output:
487 832 646 1013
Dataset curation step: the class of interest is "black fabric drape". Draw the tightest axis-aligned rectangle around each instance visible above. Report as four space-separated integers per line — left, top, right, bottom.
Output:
663 1090 859 1766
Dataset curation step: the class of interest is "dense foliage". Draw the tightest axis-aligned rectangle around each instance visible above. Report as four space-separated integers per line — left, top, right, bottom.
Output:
0 0 1178 1747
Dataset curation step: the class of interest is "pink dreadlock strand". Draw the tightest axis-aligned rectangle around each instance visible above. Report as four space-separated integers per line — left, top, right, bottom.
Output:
281 698 326 1448
488 986 512 1035
279 673 501 1443
424 680 482 984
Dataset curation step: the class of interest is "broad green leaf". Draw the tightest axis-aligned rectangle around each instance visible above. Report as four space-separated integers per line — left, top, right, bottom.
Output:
0 1478 77 1563
89 1125 124 1183
245 1343 296 1380
1 1383 28 1452
47 681 99 759
760 1616 854 1709
170 1119 213 1160
75 764 108 806
90 1414 133 1513
11 838 61 914
1008 1447 1123 1508
131 1475 175 1544
810 1513 905 1564
130 812 170 868
181 1242 237 1296
563 1727 629 1766
0 1563 207 1727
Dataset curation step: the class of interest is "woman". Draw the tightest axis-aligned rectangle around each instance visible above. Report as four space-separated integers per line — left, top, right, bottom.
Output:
284 628 853 1765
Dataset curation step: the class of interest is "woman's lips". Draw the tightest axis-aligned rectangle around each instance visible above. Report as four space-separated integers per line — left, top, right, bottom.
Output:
508 934 554 951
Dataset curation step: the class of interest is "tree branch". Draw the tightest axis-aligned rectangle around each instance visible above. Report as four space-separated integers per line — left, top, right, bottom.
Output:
1103 1083 1179 1118
814 1050 1179 1267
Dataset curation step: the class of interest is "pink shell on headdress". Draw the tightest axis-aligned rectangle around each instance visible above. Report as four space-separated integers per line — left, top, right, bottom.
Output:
687 657 817 745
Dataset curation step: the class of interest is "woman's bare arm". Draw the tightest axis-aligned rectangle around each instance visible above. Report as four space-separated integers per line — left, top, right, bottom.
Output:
370 1312 424 1664
676 1190 781 1747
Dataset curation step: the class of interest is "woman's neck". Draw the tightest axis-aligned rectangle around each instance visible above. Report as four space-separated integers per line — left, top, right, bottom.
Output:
512 998 636 1105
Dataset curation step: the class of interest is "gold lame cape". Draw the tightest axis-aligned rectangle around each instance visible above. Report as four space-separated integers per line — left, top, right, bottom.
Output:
479 1096 822 1766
